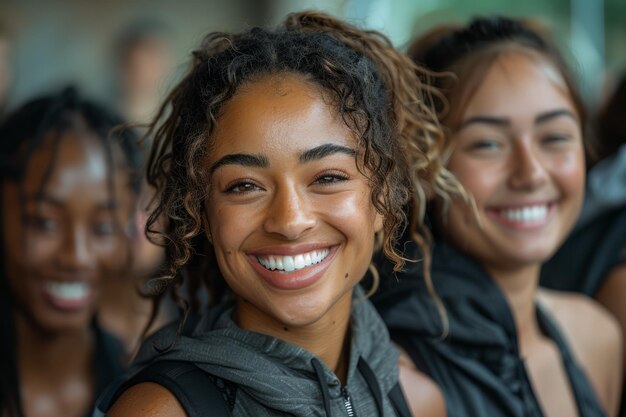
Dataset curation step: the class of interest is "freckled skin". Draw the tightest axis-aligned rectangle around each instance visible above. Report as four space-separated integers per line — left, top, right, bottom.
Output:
204 73 383 350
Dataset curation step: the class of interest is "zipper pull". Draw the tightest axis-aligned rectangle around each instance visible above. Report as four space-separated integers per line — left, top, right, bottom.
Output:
342 386 356 417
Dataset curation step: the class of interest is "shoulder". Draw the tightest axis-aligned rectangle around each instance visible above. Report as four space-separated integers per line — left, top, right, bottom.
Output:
106 382 187 417
538 289 622 358
538 289 623 416
397 347 447 417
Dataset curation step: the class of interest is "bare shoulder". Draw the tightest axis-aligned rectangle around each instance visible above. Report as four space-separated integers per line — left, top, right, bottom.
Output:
106 382 187 417
538 288 622 356
538 288 623 417
397 347 447 417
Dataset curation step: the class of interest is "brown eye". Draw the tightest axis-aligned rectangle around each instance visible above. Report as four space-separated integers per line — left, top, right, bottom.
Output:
94 221 115 236
225 181 262 194
28 216 58 233
313 171 349 186
467 139 502 151
542 134 571 145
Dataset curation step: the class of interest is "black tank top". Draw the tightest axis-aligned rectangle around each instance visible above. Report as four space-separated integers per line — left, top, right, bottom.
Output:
371 240 608 417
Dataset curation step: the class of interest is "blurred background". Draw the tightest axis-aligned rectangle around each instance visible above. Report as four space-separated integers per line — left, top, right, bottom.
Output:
0 0 624 120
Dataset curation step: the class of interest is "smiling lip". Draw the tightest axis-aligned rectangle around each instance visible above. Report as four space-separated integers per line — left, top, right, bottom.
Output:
39 279 94 311
486 201 556 230
247 245 338 290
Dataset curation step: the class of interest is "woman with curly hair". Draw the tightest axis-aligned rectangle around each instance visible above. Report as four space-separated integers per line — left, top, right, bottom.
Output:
100 10 459 417
0 87 142 417
372 16 622 417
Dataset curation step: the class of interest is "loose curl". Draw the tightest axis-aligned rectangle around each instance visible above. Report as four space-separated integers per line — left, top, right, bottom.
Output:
143 11 462 318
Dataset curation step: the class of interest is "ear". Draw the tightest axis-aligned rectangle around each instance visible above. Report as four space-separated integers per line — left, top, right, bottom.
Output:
374 212 384 234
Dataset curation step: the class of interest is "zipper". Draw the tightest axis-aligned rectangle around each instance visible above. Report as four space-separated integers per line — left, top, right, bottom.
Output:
342 386 356 417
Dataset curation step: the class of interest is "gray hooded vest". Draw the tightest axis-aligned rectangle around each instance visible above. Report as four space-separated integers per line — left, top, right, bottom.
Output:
126 288 402 417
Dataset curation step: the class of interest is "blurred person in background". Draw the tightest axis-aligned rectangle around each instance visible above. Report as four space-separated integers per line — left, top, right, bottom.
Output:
97 18 176 355
112 18 174 126
372 16 622 417
0 87 142 417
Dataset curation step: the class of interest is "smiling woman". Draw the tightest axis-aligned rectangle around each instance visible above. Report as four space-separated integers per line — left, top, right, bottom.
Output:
372 16 623 417
0 88 142 417
98 10 461 417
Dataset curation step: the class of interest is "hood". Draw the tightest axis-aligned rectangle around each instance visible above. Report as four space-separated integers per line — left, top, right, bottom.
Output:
134 286 400 417
372 240 518 353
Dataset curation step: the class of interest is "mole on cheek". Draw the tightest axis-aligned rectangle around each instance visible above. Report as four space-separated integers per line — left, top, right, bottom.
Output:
344 273 349 279
283 326 289 332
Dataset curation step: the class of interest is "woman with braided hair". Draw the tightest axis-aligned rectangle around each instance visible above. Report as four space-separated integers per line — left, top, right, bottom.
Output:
0 87 142 417
372 16 622 417
101 10 460 417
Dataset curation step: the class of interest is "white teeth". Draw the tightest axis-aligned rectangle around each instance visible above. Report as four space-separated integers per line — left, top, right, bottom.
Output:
44 281 89 300
257 249 330 272
283 256 295 272
500 205 548 222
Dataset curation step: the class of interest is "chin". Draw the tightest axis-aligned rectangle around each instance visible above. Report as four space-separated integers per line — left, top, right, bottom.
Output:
274 305 330 328
32 311 94 335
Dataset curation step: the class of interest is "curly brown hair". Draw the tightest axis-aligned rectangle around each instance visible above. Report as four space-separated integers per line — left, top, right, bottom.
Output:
142 11 460 316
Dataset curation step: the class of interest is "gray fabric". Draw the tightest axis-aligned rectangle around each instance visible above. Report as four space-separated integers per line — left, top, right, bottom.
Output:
579 144 626 228
133 287 400 417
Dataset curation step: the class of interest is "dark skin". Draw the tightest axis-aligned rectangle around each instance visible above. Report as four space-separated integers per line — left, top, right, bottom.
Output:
3 129 132 417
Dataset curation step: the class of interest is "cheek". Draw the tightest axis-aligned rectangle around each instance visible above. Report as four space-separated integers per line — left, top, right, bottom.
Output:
94 237 128 272
207 203 245 257
321 189 378 235
449 160 501 209
552 151 585 199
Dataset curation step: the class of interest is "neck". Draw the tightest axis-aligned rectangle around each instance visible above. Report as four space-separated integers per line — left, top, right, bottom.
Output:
15 311 94 384
235 291 353 384
486 263 542 357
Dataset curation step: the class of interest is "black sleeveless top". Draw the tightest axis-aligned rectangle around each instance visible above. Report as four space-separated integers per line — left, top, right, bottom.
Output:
88 321 126 417
371 240 607 417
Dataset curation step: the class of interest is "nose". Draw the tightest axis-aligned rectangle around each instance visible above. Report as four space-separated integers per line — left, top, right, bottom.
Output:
508 141 548 191
263 183 316 240
57 225 94 270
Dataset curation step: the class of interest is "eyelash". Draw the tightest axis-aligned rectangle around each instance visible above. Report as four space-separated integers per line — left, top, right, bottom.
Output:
466 139 502 152
222 170 350 194
542 134 571 144
224 180 262 194
312 170 350 185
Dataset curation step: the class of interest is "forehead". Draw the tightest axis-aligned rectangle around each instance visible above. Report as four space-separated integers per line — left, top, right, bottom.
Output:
22 130 117 197
208 73 356 160
461 51 577 120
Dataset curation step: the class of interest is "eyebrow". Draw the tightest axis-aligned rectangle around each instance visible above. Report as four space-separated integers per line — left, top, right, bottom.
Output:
460 108 578 130
209 153 269 175
298 144 356 163
209 144 356 175
27 194 117 210
535 109 578 124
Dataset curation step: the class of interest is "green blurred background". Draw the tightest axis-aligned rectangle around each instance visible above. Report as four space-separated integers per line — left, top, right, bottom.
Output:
0 0 623 113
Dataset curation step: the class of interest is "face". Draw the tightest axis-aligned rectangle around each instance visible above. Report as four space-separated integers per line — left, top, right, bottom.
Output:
121 37 172 96
204 74 383 331
444 52 585 275
2 130 133 334
0 37 10 106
